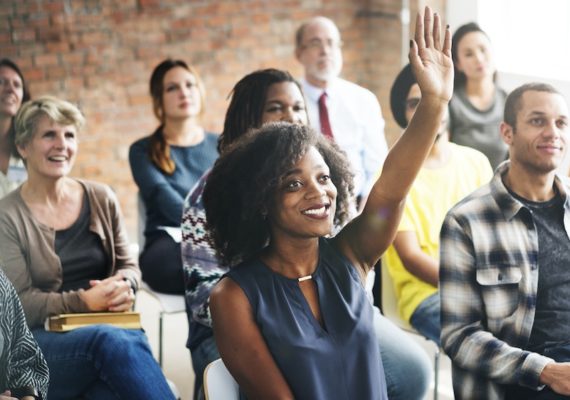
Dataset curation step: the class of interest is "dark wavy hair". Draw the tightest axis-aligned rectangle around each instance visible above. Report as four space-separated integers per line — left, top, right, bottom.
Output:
451 22 495 88
1 59 31 158
204 122 354 266
218 68 303 153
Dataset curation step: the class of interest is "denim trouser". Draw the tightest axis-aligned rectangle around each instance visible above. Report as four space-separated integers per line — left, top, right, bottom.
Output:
410 292 441 346
33 325 175 400
190 306 432 400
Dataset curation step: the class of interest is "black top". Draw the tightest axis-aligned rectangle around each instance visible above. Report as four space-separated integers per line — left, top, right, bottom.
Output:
55 192 107 292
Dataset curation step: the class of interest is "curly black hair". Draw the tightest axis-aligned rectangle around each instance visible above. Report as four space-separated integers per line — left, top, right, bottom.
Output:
203 122 354 266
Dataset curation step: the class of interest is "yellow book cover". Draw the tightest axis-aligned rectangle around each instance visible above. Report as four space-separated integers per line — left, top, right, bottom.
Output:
46 312 141 332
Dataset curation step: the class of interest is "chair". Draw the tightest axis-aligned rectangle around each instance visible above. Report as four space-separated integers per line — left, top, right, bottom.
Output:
203 358 239 400
380 262 441 400
139 282 186 366
136 193 186 367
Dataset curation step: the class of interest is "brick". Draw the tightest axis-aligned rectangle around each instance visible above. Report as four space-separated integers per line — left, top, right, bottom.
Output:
34 53 59 66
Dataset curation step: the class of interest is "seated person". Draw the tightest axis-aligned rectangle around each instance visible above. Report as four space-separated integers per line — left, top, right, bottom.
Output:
183 68 431 399
0 96 175 399
0 268 48 400
204 9 452 398
383 63 492 345
440 83 570 399
0 59 29 198
129 59 218 294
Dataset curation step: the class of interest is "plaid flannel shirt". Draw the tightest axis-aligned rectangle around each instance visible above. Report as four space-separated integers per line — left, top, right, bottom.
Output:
440 161 570 400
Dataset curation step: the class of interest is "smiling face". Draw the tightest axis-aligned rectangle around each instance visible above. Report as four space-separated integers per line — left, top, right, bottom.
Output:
161 66 202 121
269 146 337 241
295 18 343 87
18 114 78 180
0 66 24 119
261 81 308 125
455 31 495 81
502 90 569 174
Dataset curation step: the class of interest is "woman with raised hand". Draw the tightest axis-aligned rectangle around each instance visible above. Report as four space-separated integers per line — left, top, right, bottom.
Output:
0 96 175 399
450 22 508 169
0 59 29 198
129 59 218 294
204 8 452 399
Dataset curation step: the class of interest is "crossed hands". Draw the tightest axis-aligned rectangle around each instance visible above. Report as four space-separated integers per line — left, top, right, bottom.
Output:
80 272 135 312
409 6 454 105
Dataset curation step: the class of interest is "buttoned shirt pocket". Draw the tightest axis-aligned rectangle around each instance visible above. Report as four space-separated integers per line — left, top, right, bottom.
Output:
476 266 522 322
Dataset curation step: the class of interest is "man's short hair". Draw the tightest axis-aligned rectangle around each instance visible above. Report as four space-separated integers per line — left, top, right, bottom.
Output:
504 82 561 129
294 16 338 50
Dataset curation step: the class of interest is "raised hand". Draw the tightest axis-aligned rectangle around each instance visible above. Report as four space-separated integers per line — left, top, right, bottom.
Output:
409 6 453 103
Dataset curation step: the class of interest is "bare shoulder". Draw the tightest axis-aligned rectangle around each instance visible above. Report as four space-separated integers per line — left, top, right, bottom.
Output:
210 277 251 317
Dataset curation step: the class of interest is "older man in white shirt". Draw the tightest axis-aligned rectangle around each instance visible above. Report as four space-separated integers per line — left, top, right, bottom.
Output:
295 16 388 198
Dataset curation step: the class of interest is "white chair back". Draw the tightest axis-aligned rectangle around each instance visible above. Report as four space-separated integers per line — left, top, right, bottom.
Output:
203 358 239 400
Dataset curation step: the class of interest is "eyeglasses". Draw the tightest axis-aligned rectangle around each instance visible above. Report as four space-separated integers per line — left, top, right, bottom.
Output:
405 97 420 110
301 39 343 51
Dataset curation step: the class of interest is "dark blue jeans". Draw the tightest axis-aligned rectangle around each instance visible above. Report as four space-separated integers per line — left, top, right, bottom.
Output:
191 335 220 400
410 292 441 346
33 325 175 399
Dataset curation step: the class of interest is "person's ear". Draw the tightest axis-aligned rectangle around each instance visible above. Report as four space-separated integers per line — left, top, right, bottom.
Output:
16 143 28 160
295 47 303 62
500 121 514 145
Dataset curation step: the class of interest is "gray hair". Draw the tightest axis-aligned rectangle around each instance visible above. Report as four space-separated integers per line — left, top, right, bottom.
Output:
15 95 85 148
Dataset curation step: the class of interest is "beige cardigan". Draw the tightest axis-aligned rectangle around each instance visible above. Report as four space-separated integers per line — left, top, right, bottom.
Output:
0 179 140 327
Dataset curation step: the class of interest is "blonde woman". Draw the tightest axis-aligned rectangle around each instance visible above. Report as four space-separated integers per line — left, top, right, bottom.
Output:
0 96 175 399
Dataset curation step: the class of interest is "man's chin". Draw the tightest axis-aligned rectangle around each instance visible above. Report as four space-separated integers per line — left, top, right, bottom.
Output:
309 67 340 83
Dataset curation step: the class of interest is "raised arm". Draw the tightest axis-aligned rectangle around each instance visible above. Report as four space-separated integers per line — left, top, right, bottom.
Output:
335 7 453 270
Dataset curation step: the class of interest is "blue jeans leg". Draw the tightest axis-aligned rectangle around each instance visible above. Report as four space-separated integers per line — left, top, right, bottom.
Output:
33 325 175 400
373 306 432 400
190 335 220 400
410 292 441 346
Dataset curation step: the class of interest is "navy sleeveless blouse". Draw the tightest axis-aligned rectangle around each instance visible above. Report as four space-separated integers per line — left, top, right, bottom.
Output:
226 238 387 400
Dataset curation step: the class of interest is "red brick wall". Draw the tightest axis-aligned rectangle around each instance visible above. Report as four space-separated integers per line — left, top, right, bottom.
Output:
2 0 445 241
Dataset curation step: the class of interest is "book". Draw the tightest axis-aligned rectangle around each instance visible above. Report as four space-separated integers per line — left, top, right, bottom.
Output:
46 311 142 332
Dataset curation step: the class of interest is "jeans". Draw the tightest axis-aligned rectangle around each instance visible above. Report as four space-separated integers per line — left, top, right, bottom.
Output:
33 325 175 400
410 292 441 346
190 335 220 400
373 306 432 400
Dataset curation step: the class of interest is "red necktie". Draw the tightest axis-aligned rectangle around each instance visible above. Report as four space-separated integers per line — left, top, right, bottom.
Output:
318 92 334 140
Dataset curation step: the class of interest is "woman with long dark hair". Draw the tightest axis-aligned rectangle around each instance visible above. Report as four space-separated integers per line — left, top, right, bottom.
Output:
129 59 218 294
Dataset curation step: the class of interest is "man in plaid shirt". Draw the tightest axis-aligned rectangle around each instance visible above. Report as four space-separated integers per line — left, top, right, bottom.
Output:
440 82 570 400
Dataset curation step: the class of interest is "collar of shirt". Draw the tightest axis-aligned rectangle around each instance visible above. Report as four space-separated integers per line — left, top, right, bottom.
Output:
300 77 340 103
490 160 570 221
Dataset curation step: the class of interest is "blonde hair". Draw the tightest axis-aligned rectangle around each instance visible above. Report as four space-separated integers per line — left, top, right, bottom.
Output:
15 95 85 148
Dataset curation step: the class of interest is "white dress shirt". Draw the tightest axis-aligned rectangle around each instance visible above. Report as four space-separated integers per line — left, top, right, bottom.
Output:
301 77 388 196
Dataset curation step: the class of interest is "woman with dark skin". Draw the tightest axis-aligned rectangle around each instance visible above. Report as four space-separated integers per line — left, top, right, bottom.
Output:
205 8 453 399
